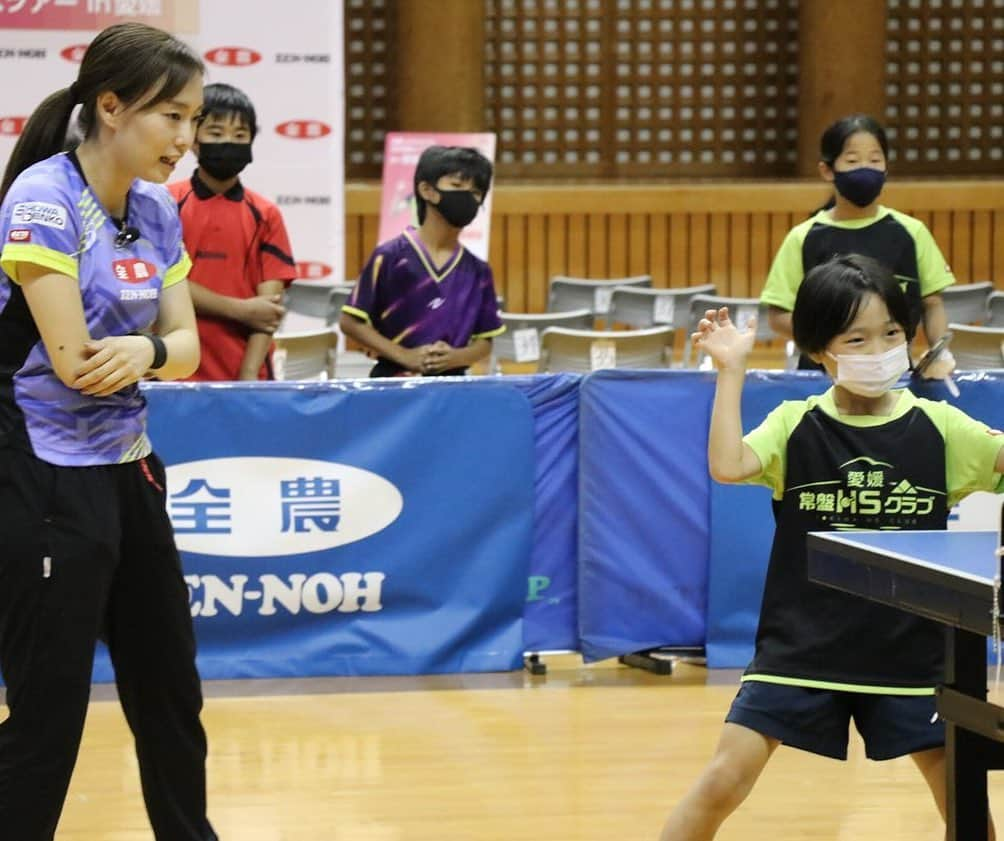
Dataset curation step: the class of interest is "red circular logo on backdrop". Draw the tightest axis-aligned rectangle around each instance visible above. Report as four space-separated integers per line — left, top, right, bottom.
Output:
296 262 333 280
0 117 27 136
60 44 88 63
204 47 262 67
276 120 332 140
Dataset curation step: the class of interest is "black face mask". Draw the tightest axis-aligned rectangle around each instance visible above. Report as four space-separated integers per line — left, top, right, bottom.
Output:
833 167 886 208
198 142 252 181
431 188 481 228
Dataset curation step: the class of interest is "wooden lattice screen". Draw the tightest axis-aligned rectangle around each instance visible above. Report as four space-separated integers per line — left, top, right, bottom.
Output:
344 0 395 177
484 0 800 178
884 0 1004 175
343 0 1004 180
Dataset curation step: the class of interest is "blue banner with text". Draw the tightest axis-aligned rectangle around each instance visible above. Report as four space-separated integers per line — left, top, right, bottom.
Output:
93 381 536 680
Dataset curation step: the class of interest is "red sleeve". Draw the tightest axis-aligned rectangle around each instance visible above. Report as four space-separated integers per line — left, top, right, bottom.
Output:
260 203 297 285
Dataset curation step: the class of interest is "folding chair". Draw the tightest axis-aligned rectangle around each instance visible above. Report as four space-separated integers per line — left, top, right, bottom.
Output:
547 274 652 319
940 281 993 326
537 325 674 374
984 291 1004 328
608 284 717 363
272 327 336 380
282 280 335 333
946 323 1004 370
325 282 357 325
491 309 594 372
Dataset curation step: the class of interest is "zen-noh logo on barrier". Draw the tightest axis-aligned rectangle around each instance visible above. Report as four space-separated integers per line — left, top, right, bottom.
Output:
205 46 262 67
276 120 332 139
165 457 403 557
296 261 333 280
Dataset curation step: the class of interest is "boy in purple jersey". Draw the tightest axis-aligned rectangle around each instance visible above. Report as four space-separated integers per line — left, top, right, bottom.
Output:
340 145 504 377
0 23 217 841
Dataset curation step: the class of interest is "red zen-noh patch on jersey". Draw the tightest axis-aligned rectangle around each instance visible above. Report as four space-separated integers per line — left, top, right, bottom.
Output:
8 229 30 242
112 259 158 284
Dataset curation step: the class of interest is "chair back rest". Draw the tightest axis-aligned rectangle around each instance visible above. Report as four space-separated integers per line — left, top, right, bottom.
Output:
548 274 651 315
273 327 335 380
326 282 357 325
494 309 594 365
941 281 993 325
985 291 1004 328
286 280 332 317
688 294 773 341
538 325 674 373
609 283 716 330
947 322 1004 370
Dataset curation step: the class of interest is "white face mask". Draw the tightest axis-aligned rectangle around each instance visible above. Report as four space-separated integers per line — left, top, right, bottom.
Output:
827 343 910 397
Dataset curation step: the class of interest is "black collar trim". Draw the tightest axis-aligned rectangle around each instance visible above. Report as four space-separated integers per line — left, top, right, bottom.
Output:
191 170 244 202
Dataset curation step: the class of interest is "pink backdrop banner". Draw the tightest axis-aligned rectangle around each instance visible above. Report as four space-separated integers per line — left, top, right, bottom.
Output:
0 0 197 32
378 132 497 261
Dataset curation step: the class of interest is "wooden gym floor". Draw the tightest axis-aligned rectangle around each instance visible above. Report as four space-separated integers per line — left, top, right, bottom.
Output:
9 654 1000 840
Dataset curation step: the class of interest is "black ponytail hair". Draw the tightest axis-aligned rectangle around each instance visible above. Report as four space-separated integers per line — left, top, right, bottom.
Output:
1 22 203 203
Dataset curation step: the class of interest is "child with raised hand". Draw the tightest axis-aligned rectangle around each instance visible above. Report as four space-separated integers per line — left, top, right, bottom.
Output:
659 254 1004 841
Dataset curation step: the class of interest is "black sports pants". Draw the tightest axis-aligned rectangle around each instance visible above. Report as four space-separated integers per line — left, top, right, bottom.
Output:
0 448 216 841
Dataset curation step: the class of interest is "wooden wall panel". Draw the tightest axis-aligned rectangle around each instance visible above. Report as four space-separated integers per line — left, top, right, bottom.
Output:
344 181 1004 310
993 212 1004 289
627 214 648 279
668 213 689 287
525 216 548 312
972 211 992 283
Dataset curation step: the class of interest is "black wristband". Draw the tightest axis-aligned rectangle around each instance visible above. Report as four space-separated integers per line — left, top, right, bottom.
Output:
144 333 168 370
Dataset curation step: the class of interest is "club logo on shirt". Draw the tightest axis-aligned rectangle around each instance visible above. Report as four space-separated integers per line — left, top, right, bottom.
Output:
11 201 67 229
8 229 30 243
792 456 942 529
112 258 158 284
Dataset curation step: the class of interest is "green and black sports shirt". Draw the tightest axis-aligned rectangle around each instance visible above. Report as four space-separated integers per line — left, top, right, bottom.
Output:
760 207 955 328
740 388 1004 694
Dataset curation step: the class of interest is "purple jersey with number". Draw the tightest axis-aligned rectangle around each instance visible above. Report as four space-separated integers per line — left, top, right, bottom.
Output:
343 227 503 350
0 152 191 466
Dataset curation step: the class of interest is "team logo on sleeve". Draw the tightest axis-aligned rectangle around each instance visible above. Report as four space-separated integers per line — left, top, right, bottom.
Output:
8 229 30 242
12 202 68 230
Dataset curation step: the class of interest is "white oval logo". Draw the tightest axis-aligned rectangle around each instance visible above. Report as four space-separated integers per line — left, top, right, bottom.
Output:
166 457 402 557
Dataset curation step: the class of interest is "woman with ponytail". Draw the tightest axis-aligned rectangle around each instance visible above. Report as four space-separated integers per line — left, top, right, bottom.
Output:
0 22 217 841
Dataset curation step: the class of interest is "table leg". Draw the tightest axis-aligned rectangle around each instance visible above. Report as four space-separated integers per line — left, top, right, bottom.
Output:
944 626 989 841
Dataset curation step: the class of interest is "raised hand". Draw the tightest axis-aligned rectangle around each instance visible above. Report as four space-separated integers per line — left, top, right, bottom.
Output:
692 307 756 371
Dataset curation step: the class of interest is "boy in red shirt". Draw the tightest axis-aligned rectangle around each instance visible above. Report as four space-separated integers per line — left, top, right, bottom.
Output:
169 83 296 380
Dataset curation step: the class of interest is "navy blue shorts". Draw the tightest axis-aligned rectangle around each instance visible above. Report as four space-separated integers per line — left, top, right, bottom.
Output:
725 679 944 761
